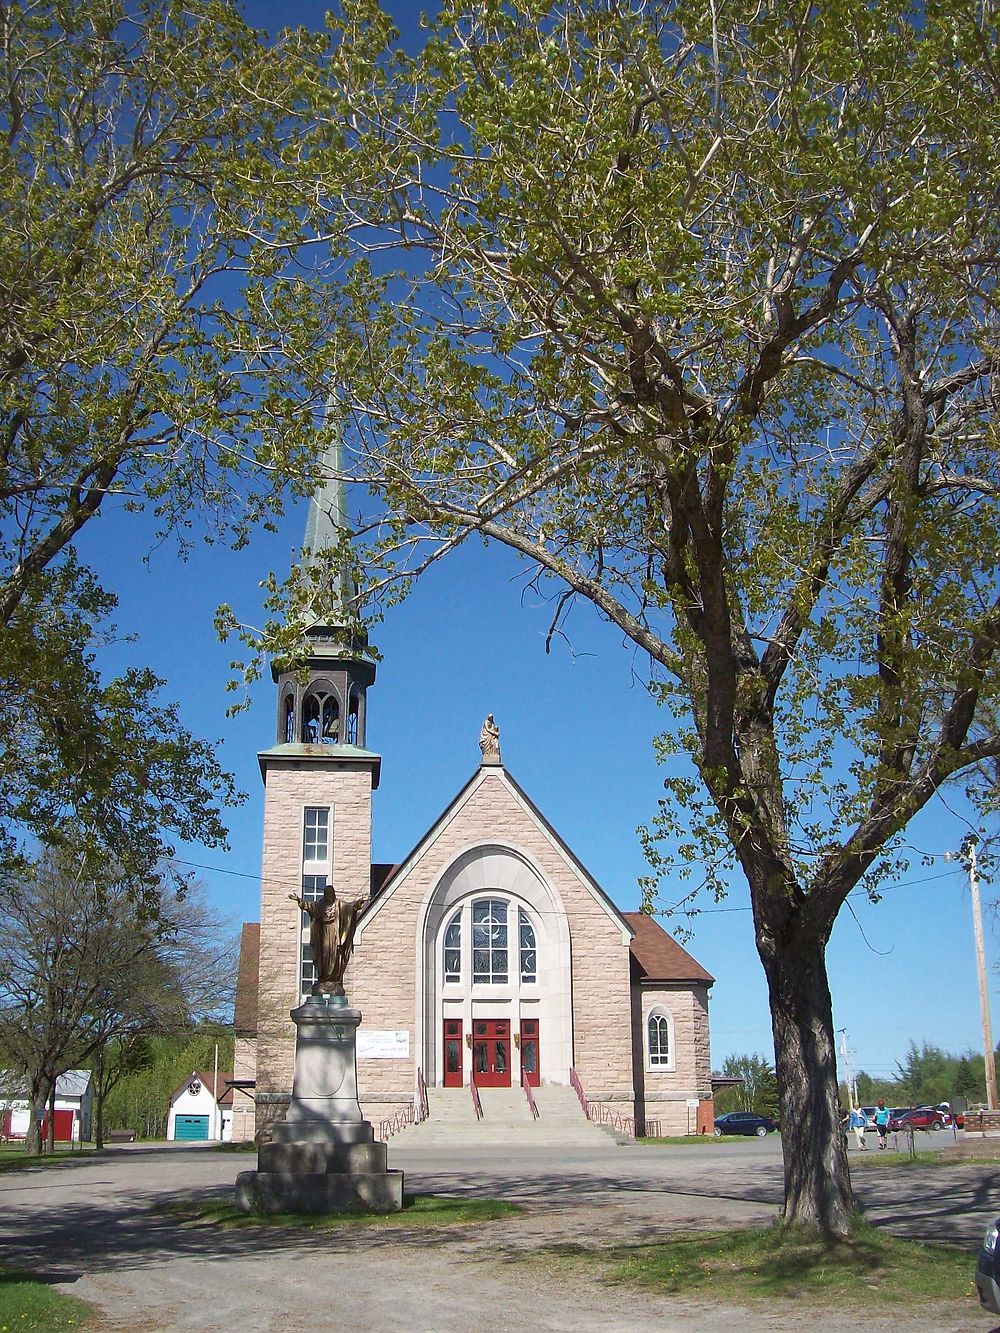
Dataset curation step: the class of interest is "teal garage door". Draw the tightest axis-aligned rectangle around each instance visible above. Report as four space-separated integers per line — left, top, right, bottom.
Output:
174 1114 209 1141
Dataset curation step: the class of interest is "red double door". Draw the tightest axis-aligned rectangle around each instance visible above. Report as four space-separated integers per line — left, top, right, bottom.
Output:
442 1018 540 1087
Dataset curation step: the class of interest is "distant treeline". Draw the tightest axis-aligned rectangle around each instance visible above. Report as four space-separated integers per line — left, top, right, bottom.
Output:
103 1029 235 1140
717 1041 994 1119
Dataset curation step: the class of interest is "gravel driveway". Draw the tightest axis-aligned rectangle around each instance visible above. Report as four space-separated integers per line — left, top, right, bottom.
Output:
1 1138 997 1333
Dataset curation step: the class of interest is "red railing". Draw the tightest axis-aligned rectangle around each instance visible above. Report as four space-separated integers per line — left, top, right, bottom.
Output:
378 1104 414 1140
569 1067 590 1119
416 1067 429 1124
470 1075 483 1120
589 1102 640 1138
522 1073 539 1120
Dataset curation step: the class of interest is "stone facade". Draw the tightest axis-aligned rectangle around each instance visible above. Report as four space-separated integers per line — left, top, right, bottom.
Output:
256 753 374 1102
243 750 715 1142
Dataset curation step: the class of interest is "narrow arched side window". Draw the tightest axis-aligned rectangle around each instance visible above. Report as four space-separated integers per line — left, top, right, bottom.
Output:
518 909 536 982
347 688 360 745
647 1011 672 1068
282 692 295 744
443 909 461 982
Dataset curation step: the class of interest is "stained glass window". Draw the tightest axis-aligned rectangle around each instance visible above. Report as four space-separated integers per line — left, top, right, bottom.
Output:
443 910 461 982
519 909 536 982
472 898 508 983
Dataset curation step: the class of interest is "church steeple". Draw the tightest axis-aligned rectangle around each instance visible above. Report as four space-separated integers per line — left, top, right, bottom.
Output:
270 429 377 755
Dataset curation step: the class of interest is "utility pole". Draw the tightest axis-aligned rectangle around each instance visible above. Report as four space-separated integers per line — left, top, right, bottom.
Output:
950 836 997 1111
838 1028 855 1109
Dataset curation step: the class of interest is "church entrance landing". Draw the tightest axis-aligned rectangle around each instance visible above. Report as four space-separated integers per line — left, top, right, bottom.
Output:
472 1019 510 1087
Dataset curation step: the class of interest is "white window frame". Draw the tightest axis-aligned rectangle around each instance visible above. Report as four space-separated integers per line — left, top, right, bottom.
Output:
302 807 330 863
645 1006 675 1071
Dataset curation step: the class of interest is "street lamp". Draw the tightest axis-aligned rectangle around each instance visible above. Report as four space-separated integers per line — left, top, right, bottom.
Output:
946 835 997 1111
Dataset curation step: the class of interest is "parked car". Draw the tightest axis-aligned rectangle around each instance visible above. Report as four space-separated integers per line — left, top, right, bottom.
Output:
889 1106 953 1132
713 1111 778 1137
975 1217 1000 1313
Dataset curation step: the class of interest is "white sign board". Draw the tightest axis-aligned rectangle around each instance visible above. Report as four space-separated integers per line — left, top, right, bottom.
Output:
357 1030 410 1059
686 1098 700 1108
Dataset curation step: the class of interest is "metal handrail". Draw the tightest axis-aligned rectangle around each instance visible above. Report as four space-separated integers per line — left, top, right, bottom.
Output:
416 1067 429 1124
470 1075 483 1120
378 1104 414 1140
569 1067 590 1119
589 1101 639 1138
522 1072 539 1120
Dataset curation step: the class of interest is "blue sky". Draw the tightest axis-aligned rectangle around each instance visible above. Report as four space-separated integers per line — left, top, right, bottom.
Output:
67 0 1000 1090
76 478 997 1087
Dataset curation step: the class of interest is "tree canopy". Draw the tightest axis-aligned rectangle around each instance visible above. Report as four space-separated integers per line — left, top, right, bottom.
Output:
0 1 346 875
249 0 1000 1233
0 851 234 1152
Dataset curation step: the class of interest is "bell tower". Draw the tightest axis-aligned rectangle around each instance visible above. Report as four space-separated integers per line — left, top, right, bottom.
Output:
271 443 376 751
253 437 381 1137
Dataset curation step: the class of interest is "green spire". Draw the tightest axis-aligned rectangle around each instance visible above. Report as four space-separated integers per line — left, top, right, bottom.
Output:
302 418 355 631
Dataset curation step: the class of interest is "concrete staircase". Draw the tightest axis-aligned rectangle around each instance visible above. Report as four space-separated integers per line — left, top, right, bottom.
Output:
396 1084 628 1147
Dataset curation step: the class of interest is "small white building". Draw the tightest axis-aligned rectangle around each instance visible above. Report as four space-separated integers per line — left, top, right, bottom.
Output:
166 1071 233 1143
0 1069 94 1142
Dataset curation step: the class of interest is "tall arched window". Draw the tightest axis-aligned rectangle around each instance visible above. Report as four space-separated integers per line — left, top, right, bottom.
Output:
282 693 295 743
472 898 508 984
647 1011 672 1067
443 910 461 982
347 688 360 744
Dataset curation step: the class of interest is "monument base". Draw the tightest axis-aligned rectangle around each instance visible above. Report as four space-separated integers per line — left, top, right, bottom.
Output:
234 994 403 1214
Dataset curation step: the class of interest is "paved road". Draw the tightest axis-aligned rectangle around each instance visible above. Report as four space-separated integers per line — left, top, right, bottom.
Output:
1 1137 997 1332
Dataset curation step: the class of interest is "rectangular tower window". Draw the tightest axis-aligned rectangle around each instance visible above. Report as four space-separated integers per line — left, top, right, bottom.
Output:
300 943 317 996
300 874 327 927
302 807 330 862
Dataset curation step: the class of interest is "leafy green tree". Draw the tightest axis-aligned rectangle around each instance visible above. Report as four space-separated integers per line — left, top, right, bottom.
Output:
0 853 234 1152
955 1054 985 1104
716 1053 779 1120
0 1 342 879
255 0 1000 1233
104 1028 235 1140
894 1042 953 1108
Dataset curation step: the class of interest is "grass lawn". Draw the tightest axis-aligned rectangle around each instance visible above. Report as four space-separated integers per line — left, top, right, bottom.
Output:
545 1219 974 1309
852 1138 1000 1169
160 1193 522 1230
637 1134 776 1145
0 1146 95 1173
0 1268 92 1329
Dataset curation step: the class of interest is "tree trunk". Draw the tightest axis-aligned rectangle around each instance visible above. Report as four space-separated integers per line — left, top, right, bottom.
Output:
24 1073 52 1156
95 1046 105 1151
47 1084 56 1153
762 931 854 1235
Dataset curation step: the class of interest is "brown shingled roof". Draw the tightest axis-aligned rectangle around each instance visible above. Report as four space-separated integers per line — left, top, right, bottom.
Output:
233 922 260 1036
623 912 715 985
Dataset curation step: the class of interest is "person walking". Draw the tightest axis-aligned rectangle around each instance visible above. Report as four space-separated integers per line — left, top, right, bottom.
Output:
874 1099 891 1149
848 1104 868 1150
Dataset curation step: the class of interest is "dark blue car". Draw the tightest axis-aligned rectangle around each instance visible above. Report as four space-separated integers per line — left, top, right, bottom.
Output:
713 1111 778 1137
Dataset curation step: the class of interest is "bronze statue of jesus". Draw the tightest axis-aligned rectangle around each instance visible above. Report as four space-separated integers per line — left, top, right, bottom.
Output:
289 883 366 996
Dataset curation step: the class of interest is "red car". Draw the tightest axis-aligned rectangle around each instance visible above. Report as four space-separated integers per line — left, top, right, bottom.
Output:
889 1106 957 1131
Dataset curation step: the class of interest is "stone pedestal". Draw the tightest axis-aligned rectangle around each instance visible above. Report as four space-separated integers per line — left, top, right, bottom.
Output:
235 995 403 1214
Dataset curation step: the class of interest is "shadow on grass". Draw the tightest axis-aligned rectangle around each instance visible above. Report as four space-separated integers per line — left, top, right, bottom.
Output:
159 1193 522 1230
539 1221 972 1307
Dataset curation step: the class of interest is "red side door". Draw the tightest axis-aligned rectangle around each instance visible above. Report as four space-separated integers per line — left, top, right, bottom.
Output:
443 1018 463 1087
473 1019 511 1087
520 1019 540 1086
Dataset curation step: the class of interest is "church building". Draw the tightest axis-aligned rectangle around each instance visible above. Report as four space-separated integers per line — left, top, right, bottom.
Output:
233 469 716 1143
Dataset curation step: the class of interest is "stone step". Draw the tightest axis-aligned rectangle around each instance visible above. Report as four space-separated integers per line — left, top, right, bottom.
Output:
392 1083 630 1146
